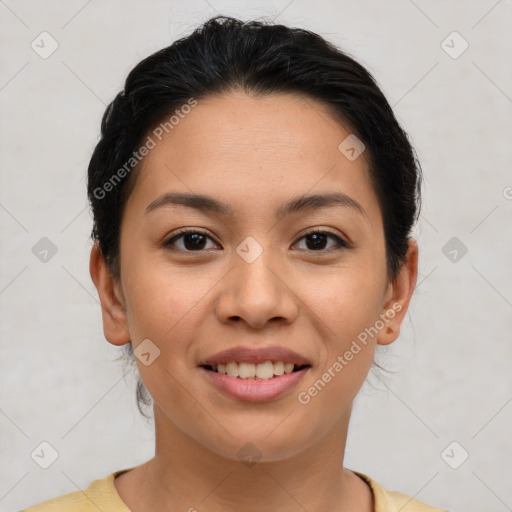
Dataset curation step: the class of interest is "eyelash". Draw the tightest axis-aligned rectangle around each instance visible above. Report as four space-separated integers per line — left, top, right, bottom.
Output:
163 228 350 253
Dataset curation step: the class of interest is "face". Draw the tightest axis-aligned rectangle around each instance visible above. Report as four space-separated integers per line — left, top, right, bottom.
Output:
91 90 417 462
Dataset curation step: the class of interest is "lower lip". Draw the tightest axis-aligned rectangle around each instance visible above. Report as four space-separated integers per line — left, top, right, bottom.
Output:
200 367 310 402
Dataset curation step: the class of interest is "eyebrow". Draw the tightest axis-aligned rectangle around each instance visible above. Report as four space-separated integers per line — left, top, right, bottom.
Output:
144 191 365 219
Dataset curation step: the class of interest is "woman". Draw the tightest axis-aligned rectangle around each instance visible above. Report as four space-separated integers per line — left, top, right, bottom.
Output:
23 15 448 512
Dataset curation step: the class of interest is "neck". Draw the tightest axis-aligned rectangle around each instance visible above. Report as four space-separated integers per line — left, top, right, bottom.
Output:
115 404 373 512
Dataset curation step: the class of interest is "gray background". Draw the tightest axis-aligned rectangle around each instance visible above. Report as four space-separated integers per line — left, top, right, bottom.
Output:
1 1 511 511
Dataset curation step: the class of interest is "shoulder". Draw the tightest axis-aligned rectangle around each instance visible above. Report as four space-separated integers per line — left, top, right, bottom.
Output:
20 470 131 512
355 472 450 512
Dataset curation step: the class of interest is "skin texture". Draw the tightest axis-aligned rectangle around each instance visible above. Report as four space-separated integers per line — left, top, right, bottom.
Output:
90 90 418 512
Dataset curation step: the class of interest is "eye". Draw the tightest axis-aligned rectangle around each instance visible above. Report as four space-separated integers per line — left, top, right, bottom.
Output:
292 230 349 252
163 229 219 252
163 228 349 253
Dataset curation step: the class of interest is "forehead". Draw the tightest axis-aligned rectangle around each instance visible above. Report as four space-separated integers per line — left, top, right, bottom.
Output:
126 90 381 226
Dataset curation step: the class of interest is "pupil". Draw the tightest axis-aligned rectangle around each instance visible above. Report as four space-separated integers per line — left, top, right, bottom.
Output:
306 233 327 250
184 233 206 250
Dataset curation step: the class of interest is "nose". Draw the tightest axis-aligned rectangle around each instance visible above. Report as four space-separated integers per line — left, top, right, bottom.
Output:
214 245 299 330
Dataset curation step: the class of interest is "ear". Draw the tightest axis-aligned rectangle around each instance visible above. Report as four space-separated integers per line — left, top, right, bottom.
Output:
377 239 418 346
89 242 131 346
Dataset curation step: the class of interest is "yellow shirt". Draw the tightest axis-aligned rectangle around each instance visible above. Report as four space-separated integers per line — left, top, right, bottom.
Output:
21 469 448 511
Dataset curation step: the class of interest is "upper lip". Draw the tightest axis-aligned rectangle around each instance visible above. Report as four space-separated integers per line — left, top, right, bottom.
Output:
198 345 312 367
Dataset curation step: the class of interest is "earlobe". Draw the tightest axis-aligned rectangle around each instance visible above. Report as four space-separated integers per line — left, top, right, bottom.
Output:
377 239 418 346
89 243 131 346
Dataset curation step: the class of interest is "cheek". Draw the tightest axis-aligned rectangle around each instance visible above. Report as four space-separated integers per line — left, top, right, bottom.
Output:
310 290 381 392
309 256 387 337
295 273 383 420
304 252 387 389
122 262 206 408
122 251 213 343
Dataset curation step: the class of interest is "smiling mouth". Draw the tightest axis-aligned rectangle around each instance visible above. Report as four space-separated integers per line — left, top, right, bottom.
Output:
201 361 311 380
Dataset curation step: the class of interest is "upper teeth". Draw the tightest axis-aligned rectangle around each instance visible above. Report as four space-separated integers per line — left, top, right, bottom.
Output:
213 361 297 379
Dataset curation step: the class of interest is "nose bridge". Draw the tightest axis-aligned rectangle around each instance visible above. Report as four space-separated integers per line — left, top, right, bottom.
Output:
235 234 282 303
215 234 298 327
